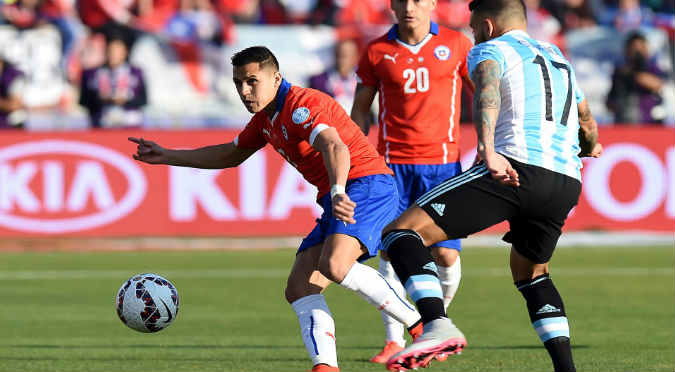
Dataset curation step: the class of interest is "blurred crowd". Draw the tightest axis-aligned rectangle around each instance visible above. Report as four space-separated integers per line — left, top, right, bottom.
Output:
0 0 673 129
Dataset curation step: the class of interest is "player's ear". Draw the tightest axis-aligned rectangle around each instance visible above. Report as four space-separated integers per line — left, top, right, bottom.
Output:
485 18 495 40
273 71 282 88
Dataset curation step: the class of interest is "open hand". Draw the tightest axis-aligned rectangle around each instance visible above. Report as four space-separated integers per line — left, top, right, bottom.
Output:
129 137 169 164
332 193 356 224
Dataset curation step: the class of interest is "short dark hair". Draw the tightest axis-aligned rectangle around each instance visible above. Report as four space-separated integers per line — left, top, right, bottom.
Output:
625 31 646 46
231 46 280 71
468 0 527 21
104 29 132 49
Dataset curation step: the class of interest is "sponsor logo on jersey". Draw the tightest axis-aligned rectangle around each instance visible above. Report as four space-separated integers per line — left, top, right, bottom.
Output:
383 53 398 64
292 107 310 124
434 45 451 61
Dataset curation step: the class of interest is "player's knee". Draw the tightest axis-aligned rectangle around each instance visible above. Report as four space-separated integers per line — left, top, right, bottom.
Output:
383 219 406 236
284 275 308 304
510 248 549 282
318 256 349 283
432 247 459 266
284 284 297 304
284 282 307 304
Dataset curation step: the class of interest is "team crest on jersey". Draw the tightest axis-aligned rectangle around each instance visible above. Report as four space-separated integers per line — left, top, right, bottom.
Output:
292 107 310 124
281 124 288 140
434 45 451 61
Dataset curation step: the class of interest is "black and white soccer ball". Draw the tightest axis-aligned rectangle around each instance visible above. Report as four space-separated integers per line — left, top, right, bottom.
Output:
115 273 179 333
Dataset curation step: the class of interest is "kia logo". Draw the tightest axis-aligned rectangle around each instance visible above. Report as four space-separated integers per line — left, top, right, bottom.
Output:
0 140 147 233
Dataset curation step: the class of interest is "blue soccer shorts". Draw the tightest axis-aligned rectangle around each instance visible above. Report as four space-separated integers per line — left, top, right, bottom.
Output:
389 162 463 251
298 174 399 260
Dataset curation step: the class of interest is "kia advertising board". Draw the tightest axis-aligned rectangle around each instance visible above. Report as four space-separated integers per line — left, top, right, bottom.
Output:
0 127 671 237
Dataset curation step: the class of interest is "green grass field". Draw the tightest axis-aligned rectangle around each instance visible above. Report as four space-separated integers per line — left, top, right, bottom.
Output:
0 245 672 372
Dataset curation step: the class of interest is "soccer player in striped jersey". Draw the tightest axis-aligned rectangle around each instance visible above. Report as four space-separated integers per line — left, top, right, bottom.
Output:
130 46 423 372
350 0 474 363
380 0 603 371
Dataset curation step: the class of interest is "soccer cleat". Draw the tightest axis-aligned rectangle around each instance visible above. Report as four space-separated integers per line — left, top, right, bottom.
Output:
386 318 466 371
370 341 404 364
407 321 423 341
310 364 339 372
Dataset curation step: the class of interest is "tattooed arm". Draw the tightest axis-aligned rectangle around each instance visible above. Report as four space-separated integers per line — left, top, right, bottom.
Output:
472 60 501 159
471 59 519 186
577 99 602 158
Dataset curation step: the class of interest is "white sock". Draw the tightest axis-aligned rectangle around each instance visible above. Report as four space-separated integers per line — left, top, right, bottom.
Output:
291 294 338 367
438 256 462 310
339 262 421 329
378 257 406 347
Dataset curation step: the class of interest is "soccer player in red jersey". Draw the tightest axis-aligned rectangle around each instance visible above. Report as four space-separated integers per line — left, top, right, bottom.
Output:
350 0 474 363
129 46 423 372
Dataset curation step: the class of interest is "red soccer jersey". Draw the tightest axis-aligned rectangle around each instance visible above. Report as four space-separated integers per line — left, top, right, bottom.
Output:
357 22 473 164
234 80 392 198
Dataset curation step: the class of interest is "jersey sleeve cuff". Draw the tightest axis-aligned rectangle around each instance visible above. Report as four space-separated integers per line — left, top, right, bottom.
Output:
309 123 330 146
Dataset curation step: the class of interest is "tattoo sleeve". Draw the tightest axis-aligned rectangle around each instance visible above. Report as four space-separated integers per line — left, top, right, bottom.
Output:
471 60 502 157
577 100 599 156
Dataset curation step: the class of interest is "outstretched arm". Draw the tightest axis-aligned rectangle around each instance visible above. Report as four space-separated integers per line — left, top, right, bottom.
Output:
350 84 377 135
471 59 519 187
576 99 602 158
312 128 356 224
129 137 257 169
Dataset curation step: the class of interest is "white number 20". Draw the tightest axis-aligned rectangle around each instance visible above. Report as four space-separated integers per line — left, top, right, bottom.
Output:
403 67 429 94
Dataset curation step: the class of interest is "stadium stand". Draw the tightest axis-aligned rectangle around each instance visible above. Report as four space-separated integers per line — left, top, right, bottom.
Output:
0 0 671 130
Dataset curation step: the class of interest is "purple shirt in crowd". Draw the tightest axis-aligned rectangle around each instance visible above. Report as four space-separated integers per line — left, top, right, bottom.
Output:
0 61 25 128
80 63 147 128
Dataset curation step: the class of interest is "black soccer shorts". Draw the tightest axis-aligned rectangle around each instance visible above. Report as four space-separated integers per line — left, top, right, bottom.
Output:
416 157 581 263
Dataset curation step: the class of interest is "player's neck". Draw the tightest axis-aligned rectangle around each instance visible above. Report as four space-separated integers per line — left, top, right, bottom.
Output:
262 85 281 118
263 101 276 118
495 24 526 38
337 67 352 79
396 22 430 45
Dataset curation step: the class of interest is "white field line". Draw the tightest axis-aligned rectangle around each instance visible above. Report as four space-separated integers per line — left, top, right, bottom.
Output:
0 267 671 281
464 232 674 247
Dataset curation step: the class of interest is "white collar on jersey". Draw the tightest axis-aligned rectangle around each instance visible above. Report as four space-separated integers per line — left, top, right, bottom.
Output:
395 34 433 55
387 21 439 55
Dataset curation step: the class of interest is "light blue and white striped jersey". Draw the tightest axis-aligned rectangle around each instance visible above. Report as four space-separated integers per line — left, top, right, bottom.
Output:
467 30 585 180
